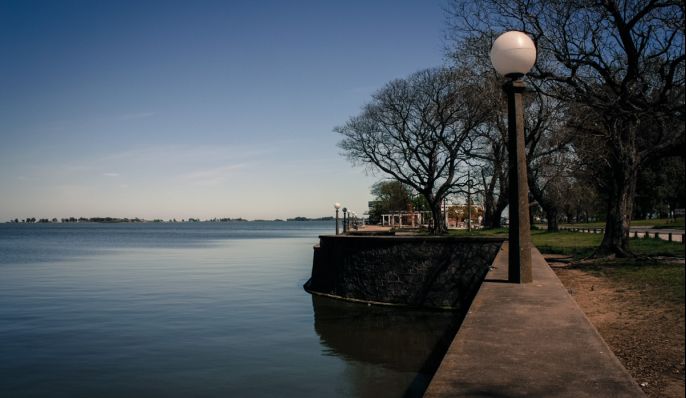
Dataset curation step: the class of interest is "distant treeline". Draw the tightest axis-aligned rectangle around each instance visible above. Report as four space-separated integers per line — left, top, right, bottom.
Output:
286 216 334 222
6 216 335 223
9 217 144 223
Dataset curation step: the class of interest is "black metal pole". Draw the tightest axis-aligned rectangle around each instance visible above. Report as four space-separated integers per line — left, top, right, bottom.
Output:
342 209 347 233
467 170 472 232
335 209 339 235
505 77 533 283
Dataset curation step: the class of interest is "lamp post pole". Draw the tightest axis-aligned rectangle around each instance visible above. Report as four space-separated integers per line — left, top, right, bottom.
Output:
505 77 533 283
334 202 341 235
342 208 348 233
467 170 472 232
490 31 536 283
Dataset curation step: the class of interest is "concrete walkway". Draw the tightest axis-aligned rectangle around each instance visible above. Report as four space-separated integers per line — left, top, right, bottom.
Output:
627 227 684 243
424 243 645 397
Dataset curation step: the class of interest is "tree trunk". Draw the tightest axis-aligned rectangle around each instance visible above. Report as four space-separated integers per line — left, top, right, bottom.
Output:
597 129 639 257
429 201 447 235
483 205 497 228
482 189 497 228
483 195 507 228
546 208 559 232
493 197 508 228
598 187 632 257
527 170 558 233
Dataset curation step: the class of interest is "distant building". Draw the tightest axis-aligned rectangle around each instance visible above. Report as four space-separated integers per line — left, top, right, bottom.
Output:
379 203 484 229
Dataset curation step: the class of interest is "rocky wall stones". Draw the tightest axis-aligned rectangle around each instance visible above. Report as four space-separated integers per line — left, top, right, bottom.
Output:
305 236 505 310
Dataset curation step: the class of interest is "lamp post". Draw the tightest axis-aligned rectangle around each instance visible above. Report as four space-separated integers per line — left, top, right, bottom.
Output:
334 202 341 235
467 170 473 232
490 31 536 283
342 207 348 233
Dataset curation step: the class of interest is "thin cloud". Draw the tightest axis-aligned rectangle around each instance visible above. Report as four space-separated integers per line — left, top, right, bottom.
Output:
103 172 120 177
99 145 275 164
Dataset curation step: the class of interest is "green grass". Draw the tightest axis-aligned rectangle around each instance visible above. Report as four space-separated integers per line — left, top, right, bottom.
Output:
448 228 508 238
626 237 686 257
534 230 685 305
453 225 686 305
455 228 685 259
651 218 685 229
580 259 685 304
532 230 684 258
557 221 606 228
559 217 684 230
531 230 600 258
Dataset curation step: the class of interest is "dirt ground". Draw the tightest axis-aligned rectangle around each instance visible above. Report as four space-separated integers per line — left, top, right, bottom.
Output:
548 257 685 398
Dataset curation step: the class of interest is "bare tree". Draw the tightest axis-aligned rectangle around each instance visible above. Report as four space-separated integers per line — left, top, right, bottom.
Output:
448 0 685 256
478 131 509 228
447 39 513 229
336 68 487 234
450 33 573 231
525 91 573 232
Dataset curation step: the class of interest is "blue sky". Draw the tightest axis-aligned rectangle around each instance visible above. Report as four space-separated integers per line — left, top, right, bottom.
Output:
0 0 447 220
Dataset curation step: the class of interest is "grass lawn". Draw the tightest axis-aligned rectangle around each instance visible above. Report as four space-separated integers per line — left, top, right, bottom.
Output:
451 228 685 259
448 227 508 238
532 230 685 258
558 217 684 230
581 259 685 304
652 219 685 229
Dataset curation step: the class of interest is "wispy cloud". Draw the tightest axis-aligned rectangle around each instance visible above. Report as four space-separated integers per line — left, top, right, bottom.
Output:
98 145 274 163
5 144 272 189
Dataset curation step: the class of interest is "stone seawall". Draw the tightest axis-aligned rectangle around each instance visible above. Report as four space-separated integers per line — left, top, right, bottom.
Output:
304 235 505 310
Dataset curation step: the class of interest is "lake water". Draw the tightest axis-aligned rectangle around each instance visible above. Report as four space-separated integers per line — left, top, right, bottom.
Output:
0 222 461 397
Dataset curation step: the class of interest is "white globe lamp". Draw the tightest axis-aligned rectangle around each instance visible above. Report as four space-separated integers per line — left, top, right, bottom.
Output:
490 31 536 78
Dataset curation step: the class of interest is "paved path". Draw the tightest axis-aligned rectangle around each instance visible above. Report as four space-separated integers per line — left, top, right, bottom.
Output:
628 227 684 243
424 243 645 397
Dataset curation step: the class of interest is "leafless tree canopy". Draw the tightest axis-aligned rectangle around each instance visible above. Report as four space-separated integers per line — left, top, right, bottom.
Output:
336 68 488 234
448 0 685 255
450 0 684 107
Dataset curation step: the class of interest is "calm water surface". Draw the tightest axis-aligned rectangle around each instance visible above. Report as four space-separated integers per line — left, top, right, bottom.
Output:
0 222 459 397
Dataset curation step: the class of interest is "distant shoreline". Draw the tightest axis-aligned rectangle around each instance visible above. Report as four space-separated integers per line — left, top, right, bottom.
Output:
4 216 336 224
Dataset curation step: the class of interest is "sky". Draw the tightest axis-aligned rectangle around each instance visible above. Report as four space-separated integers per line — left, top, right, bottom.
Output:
0 0 448 220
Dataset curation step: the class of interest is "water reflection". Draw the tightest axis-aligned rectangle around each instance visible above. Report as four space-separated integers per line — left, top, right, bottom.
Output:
311 295 463 397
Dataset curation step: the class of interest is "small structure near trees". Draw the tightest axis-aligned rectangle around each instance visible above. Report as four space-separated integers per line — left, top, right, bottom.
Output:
379 203 484 229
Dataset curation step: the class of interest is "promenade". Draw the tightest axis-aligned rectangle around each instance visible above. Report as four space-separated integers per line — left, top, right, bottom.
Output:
424 243 645 397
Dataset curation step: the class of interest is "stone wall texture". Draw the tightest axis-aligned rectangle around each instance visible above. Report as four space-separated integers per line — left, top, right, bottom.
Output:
305 235 505 310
